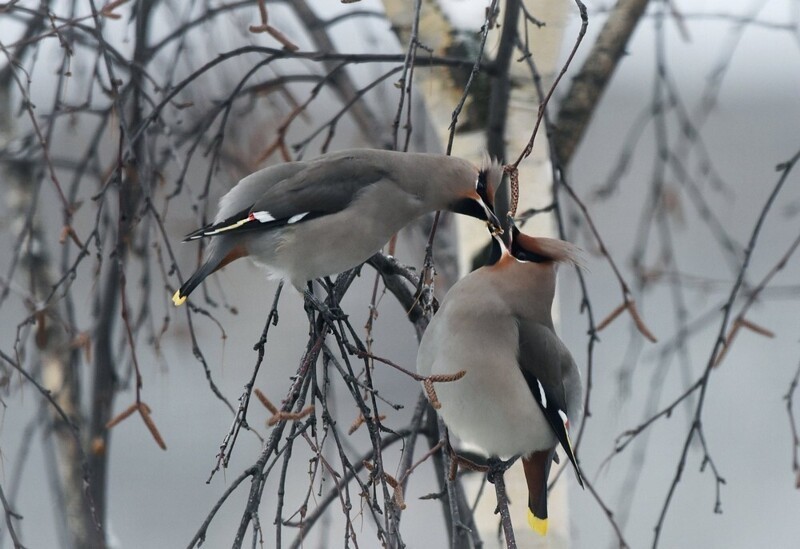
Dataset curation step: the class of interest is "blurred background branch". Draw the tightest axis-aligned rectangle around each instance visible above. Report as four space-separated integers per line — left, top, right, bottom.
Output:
0 1 798 548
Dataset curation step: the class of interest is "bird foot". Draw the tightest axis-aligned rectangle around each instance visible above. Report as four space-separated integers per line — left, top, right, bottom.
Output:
450 451 489 474
486 456 516 484
302 289 346 322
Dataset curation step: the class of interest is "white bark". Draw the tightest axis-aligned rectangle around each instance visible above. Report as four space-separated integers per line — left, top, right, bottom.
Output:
387 0 574 546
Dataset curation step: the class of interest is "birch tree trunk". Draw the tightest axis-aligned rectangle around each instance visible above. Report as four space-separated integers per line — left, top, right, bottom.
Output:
386 1 571 546
1 74 103 549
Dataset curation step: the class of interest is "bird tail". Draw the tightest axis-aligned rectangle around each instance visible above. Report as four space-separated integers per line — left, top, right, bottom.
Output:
522 448 556 536
172 243 247 306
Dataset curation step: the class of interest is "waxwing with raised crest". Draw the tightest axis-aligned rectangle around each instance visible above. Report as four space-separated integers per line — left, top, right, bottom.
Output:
173 149 501 305
416 221 584 535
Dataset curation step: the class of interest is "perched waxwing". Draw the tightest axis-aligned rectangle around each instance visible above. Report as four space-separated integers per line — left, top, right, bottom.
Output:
172 149 502 305
416 223 584 536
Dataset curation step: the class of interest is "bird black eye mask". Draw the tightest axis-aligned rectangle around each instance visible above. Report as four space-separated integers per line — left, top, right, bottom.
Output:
511 244 549 264
476 170 489 201
511 227 549 263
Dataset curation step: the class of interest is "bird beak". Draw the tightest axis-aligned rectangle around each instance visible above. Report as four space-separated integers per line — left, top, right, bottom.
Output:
506 214 518 240
482 199 502 235
486 229 510 265
450 195 502 232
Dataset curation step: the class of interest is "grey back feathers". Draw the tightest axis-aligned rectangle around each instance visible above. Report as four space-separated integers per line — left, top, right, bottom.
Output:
173 149 501 304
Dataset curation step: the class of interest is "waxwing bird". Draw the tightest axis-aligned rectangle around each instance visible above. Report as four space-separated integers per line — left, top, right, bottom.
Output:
416 224 584 536
172 149 502 306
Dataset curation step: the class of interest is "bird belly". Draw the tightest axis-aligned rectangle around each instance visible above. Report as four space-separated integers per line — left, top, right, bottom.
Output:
239 222 375 286
249 192 422 288
277 222 392 287
431 354 557 458
239 231 291 281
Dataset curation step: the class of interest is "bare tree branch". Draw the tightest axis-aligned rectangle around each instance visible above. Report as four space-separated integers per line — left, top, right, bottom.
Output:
553 0 651 165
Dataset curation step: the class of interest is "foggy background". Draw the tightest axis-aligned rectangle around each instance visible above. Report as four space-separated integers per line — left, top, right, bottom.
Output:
1 0 799 547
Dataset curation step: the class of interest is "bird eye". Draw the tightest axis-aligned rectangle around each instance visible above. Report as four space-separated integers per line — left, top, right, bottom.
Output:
511 238 548 263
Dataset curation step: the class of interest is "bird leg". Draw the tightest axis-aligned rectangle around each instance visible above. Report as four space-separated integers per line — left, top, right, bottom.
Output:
450 450 489 474
444 435 489 481
442 430 519 483
486 456 518 485
302 281 346 323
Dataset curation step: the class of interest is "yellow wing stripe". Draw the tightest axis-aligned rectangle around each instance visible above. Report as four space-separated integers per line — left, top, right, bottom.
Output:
202 216 252 236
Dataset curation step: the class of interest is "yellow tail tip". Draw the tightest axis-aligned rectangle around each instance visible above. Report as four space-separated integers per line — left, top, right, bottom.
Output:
172 290 187 306
527 509 548 536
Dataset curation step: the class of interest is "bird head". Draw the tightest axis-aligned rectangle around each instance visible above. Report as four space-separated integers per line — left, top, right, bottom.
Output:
449 156 502 232
487 217 581 268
